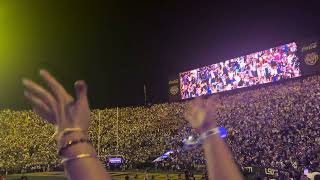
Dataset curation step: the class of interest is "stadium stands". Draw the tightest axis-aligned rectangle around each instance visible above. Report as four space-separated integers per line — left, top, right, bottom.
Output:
1 75 320 178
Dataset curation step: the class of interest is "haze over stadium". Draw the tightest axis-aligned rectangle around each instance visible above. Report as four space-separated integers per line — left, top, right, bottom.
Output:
0 1 320 180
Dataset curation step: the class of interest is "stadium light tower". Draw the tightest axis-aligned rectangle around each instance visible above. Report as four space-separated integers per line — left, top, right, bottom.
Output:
98 111 101 156
116 107 119 155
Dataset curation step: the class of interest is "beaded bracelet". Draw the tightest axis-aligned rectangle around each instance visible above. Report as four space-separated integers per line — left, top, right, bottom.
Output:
58 138 92 157
61 153 97 164
56 128 84 141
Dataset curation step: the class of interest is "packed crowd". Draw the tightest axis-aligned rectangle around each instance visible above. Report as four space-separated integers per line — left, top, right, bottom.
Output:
180 42 301 99
220 75 320 175
1 74 320 178
0 109 57 173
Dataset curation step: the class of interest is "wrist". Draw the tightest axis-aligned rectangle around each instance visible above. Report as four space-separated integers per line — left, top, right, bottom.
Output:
55 126 89 139
58 132 89 148
200 127 220 139
198 120 217 134
183 126 220 150
60 142 96 158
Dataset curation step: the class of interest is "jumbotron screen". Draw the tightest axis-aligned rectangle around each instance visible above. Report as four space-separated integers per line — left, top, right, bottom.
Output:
180 42 301 99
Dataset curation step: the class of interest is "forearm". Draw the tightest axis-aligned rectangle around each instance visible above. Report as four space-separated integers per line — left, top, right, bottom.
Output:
63 143 111 180
22 70 111 180
202 134 243 180
59 132 112 180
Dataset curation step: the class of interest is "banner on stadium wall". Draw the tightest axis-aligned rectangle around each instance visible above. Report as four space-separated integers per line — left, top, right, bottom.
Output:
168 74 181 102
298 40 320 76
243 166 290 179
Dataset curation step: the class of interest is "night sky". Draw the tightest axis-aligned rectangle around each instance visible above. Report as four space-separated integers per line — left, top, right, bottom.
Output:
0 1 319 109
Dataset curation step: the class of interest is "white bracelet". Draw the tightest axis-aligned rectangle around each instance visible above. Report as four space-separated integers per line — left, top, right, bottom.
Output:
183 127 220 150
199 127 220 141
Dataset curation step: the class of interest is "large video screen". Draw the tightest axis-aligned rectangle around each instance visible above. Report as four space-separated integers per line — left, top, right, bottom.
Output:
180 42 301 99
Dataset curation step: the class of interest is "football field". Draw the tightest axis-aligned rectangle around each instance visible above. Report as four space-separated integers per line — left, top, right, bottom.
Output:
6 171 202 180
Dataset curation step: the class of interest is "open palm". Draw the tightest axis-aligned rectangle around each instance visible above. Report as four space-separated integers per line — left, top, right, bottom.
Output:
22 69 90 134
185 96 220 133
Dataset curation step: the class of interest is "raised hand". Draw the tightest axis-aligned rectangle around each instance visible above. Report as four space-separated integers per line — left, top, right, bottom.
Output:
184 96 220 133
185 95 243 180
22 69 90 134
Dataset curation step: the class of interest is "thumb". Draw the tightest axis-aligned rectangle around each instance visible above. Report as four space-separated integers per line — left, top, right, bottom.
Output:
74 80 88 103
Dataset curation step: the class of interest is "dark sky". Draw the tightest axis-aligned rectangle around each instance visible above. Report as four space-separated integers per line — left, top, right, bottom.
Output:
0 0 319 109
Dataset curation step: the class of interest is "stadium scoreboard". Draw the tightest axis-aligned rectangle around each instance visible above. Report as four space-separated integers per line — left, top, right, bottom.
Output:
168 39 320 101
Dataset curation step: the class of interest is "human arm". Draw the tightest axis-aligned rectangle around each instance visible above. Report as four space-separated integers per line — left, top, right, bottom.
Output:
185 97 243 180
22 69 111 180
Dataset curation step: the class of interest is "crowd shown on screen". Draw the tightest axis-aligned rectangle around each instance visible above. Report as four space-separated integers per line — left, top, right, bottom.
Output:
180 42 301 99
1 74 320 179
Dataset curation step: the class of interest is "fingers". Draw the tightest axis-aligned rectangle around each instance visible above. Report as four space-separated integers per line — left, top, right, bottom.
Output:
24 90 51 112
74 80 88 104
207 95 220 108
33 106 55 124
39 69 72 102
191 97 206 110
185 98 205 122
23 69 75 125
24 90 55 123
22 78 57 110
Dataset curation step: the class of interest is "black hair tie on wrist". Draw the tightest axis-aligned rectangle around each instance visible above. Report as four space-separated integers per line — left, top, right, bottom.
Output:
58 138 92 157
